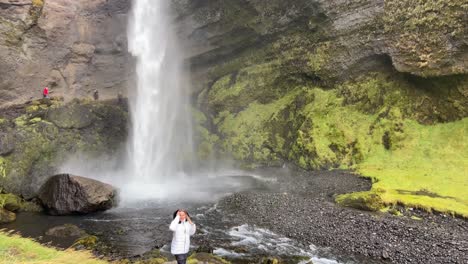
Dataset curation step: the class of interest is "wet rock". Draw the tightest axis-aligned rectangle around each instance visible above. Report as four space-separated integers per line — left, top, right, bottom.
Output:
195 239 214 253
72 235 98 250
0 207 16 223
382 250 390 259
262 257 281 264
46 102 95 129
1 193 22 212
45 224 87 238
188 253 230 264
0 132 15 155
38 174 117 215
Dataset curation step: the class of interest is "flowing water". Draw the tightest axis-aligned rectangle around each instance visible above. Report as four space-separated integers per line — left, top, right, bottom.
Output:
125 0 193 199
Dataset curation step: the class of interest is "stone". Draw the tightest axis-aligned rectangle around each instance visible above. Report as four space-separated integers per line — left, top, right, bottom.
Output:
72 235 98 249
1 193 22 212
46 103 95 129
0 133 15 155
0 207 16 223
0 0 131 106
46 224 87 237
38 174 117 215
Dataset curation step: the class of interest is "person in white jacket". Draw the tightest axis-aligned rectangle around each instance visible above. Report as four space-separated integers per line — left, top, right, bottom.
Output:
169 209 196 264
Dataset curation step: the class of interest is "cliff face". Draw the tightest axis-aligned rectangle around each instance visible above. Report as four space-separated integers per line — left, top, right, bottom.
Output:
0 0 132 106
174 0 467 162
0 98 127 198
174 0 468 215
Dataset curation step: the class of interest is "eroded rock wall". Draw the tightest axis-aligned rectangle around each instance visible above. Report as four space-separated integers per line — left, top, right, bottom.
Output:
0 98 127 198
0 0 132 106
171 0 468 166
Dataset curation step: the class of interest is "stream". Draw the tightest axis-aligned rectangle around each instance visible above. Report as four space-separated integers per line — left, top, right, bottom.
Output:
2 171 382 264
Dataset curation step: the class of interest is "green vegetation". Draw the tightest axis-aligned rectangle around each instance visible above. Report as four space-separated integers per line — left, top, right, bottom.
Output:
0 232 107 264
356 118 468 217
188 253 231 264
32 0 44 7
384 0 467 75
0 100 128 197
204 62 468 216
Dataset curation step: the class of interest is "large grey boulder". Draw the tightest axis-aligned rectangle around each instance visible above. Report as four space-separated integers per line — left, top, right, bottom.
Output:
38 174 117 215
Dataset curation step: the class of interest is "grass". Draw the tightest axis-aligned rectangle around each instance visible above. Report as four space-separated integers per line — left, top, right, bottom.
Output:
0 232 107 264
357 117 468 217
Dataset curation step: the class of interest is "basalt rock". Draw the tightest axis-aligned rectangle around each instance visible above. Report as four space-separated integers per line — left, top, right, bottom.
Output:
38 174 117 215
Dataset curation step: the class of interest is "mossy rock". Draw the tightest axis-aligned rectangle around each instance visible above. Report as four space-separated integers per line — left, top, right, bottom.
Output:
46 102 95 129
336 191 385 212
0 132 15 155
0 207 16 223
261 257 281 264
72 235 98 250
0 193 22 212
45 224 87 238
133 249 168 264
188 253 231 264
133 258 167 264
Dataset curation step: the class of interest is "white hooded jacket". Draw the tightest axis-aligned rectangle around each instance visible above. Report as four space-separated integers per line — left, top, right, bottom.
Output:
169 215 196 254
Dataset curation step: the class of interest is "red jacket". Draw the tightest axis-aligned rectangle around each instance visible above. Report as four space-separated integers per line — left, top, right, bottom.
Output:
43 87 49 95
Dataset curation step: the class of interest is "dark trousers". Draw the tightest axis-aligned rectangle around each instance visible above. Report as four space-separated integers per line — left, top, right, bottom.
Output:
175 254 188 264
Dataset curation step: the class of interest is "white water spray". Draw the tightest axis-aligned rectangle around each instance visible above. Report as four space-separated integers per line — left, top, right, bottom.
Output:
125 0 193 198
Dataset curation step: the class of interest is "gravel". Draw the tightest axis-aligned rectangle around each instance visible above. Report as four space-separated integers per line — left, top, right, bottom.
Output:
218 170 468 264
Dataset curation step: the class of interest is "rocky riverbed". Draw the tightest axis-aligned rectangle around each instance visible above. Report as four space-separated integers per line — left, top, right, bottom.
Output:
219 169 468 264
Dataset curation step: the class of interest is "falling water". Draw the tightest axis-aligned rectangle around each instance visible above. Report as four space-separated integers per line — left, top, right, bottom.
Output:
125 0 193 198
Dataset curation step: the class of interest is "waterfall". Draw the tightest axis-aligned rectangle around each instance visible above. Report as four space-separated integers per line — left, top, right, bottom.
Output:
125 0 193 198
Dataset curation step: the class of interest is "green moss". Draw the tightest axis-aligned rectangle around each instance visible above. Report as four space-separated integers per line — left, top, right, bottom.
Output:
357 117 468 217
0 193 20 210
208 62 285 113
0 157 7 179
307 41 331 73
32 0 44 7
0 101 128 197
133 259 166 264
336 190 385 211
188 253 231 264
0 232 107 264
205 67 468 216
72 235 98 250
215 88 303 166
383 0 467 75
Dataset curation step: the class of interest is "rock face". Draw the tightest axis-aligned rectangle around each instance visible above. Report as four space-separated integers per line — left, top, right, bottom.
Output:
0 0 132 106
0 98 128 198
171 0 468 168
38 174 117 215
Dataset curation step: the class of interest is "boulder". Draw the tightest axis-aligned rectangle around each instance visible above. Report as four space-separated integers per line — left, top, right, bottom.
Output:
0 208 16 223
46 224 87 238
1 193 22 212
38 174 117 215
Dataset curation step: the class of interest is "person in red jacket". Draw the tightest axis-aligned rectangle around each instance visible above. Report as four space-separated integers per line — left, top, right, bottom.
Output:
42 87 49 98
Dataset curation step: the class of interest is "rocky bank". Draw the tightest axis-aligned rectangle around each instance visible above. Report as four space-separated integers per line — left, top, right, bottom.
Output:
219 170 468 264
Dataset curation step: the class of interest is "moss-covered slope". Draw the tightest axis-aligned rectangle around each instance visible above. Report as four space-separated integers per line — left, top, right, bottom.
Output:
186 0 468 216
0 98 128 199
